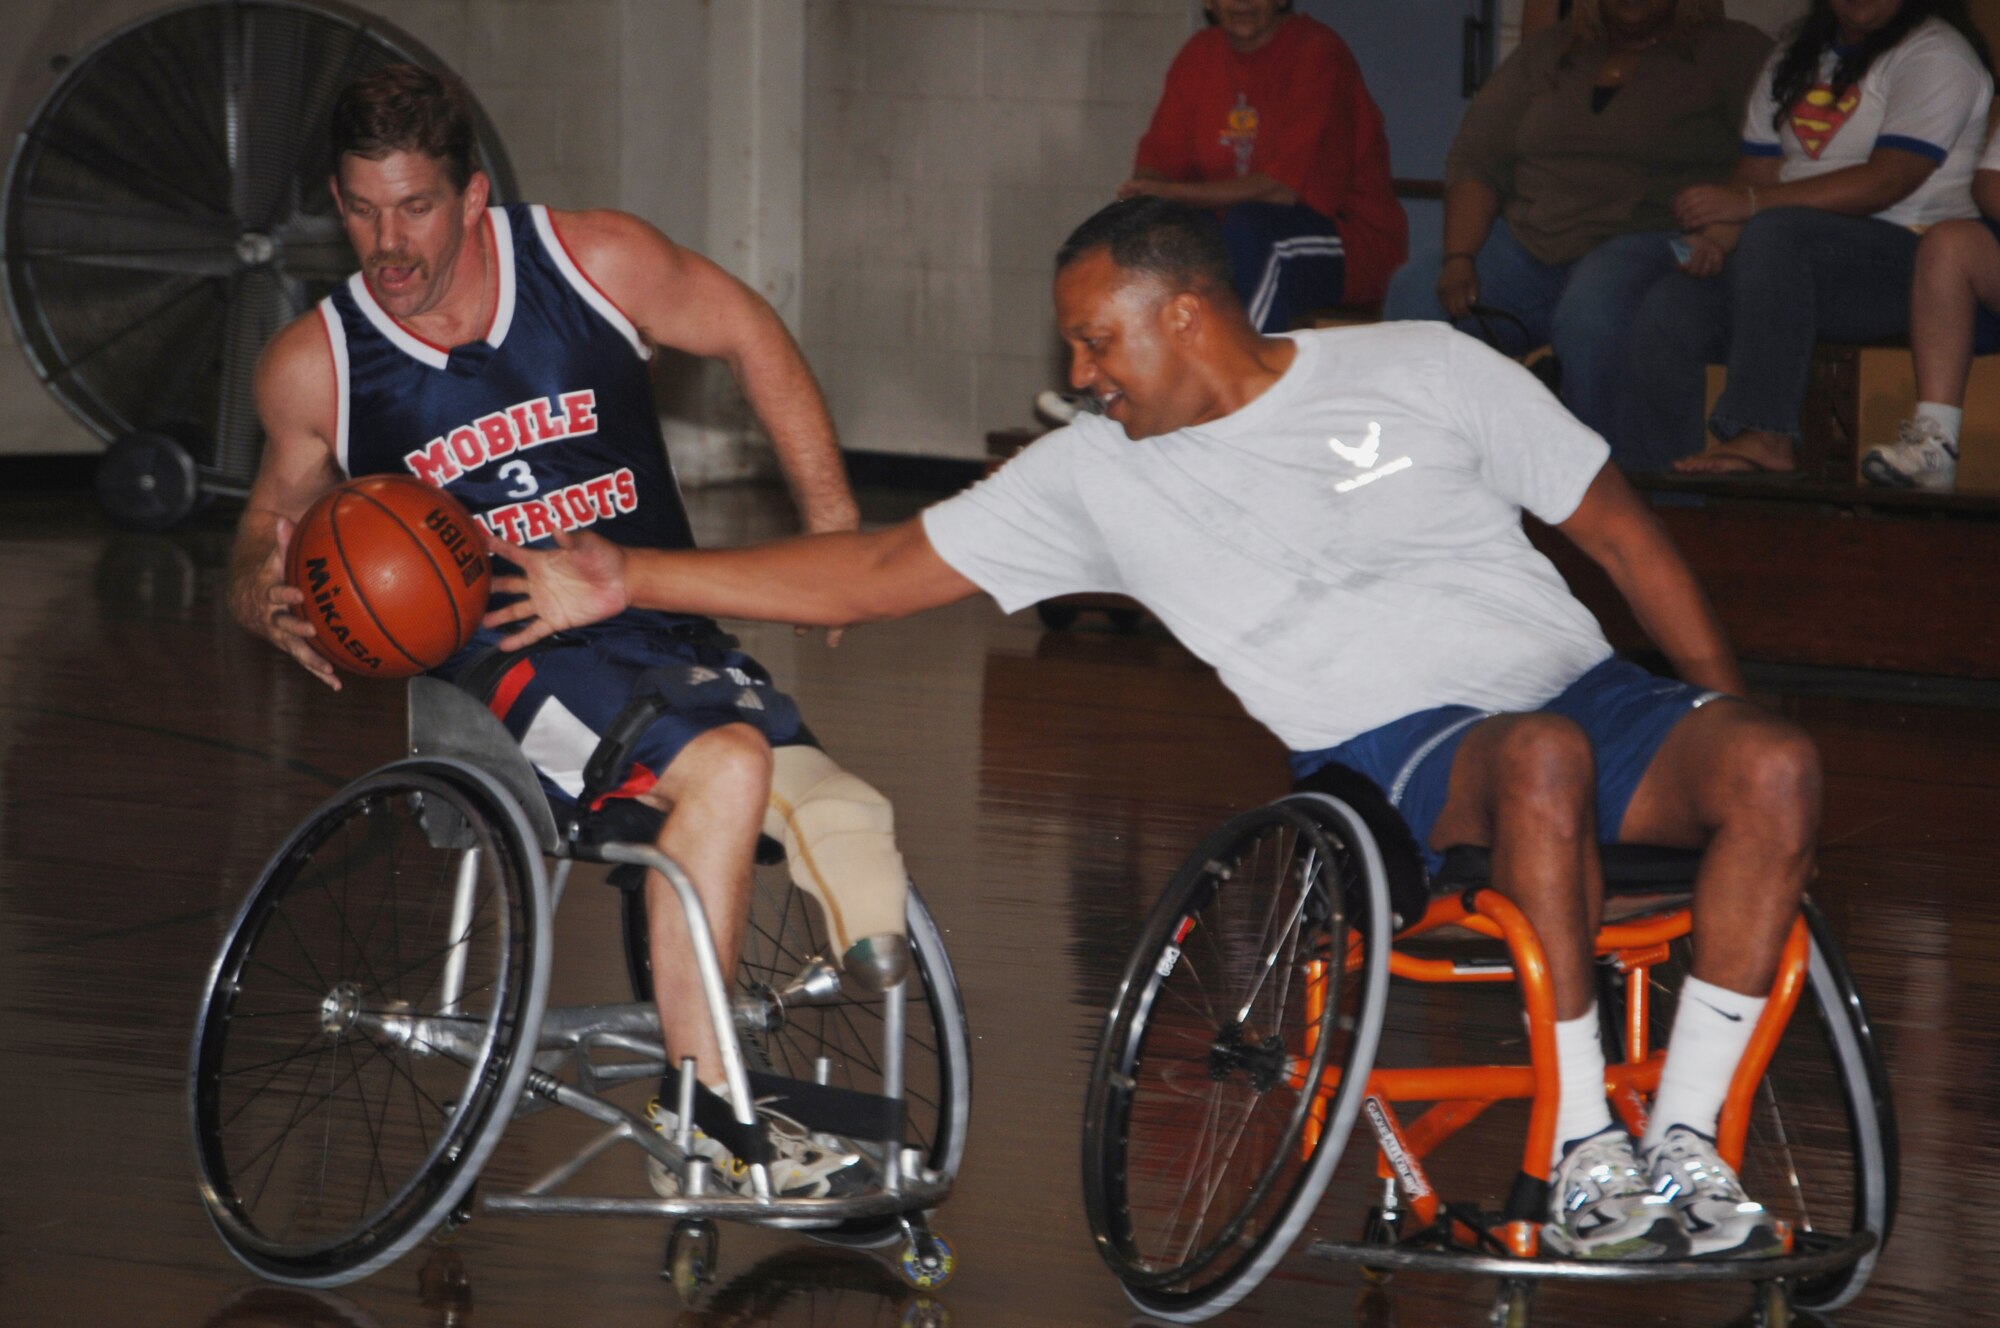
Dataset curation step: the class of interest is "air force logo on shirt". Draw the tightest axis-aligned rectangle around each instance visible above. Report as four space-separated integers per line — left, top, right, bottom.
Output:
1329 421 1412 493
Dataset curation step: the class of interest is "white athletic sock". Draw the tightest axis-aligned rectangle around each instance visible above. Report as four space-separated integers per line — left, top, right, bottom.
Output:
1914 401 1964 444
1552 1006 1614 1167
1643 975 1767 1151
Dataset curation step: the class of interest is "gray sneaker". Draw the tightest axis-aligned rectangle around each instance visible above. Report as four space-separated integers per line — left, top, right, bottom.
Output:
1862 417 1958 492
1542 1128 1690 1261
1645 1125 1784 1259
645 1096 872 1199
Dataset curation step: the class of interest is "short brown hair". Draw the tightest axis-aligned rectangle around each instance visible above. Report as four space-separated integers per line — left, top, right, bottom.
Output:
331 64 477 190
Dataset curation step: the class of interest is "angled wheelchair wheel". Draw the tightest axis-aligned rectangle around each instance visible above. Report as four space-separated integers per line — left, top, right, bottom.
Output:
189 759 551 1286
622 874 972 1245
1081 794 1393 1322
1607 897 1895 1311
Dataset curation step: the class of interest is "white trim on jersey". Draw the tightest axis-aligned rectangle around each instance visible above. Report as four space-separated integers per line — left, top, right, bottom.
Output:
517 693 599 799
348 269 451 370
319 300 353 473
486 206 518 348
1249 235 1346 331
530 204 651 361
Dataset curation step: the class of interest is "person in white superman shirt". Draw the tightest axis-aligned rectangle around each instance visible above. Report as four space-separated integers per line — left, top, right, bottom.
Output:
486 196 1821 1262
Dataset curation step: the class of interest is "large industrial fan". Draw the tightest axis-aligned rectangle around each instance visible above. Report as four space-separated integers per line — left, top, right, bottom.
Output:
1 0 515 529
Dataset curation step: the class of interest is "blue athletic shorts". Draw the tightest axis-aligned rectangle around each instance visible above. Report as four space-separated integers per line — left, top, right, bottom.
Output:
1288 657 1727 875
460 619 810 811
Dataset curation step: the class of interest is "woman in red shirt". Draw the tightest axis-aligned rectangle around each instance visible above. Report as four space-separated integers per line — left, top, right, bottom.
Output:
1119 1 1407 333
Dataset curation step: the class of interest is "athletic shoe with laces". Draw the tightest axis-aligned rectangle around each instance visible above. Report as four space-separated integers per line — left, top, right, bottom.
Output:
1645 1125 1784 1259
644 1096 872 1199
1541 1127 1690 1261
1862 416 1959 491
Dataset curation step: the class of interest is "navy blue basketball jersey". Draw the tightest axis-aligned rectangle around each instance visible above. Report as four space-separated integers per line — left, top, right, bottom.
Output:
322 203 695 555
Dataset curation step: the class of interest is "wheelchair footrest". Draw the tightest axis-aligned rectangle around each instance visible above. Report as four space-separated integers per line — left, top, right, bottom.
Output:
743 1071 906 1146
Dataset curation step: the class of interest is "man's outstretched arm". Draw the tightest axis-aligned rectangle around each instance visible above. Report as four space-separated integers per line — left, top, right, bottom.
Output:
1555 463 1745 697
485 518 981 648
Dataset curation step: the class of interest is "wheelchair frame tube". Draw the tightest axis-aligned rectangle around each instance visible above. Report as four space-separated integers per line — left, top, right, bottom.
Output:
597 842 769 1198
440 847 481 1014
882 978 905 1192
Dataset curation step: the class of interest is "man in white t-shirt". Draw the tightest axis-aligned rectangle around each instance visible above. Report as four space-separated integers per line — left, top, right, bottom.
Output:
486 197 1817 1263
1862 130 2000 491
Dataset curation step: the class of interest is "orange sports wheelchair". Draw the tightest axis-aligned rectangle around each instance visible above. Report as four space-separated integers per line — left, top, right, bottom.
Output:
1080 778 1894 1327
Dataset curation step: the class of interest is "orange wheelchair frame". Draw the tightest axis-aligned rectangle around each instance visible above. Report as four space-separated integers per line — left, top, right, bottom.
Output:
1082 792 1895 1328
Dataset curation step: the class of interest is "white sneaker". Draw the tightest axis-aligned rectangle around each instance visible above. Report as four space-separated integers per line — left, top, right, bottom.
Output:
1862 417 1958 491
1034 390 1100 426
645 1096 871 1199
1645 1125 1784 1259
1541 1128 1690 1261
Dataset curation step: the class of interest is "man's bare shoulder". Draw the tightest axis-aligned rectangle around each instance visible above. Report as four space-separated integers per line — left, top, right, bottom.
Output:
542 206 679 274
255 307 337 441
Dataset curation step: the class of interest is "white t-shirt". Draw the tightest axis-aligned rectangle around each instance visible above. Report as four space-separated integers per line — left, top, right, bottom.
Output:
1740 18 1992 229
921 324 1615 753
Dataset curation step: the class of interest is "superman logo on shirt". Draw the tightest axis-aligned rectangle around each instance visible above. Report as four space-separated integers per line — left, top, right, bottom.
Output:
1788 84 1861 159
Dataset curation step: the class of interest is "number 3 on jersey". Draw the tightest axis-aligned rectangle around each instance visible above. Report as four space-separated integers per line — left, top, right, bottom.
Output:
498 459 538 499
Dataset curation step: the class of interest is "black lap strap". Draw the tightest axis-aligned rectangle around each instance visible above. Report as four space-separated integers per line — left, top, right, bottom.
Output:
578 663 803 811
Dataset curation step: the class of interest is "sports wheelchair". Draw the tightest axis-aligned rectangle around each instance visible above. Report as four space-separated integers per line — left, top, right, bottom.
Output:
1081 780 1895 1326
189 673 970 1297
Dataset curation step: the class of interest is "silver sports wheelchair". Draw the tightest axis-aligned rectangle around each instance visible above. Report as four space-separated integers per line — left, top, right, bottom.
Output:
1081 772 1895 1326
189 670 971 1297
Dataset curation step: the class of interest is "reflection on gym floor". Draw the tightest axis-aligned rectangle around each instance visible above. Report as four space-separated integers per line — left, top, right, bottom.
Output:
2 484 1997 1326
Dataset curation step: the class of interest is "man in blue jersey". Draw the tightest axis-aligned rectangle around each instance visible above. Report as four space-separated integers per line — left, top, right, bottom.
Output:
488 197 1817 1263
228 64 900 1198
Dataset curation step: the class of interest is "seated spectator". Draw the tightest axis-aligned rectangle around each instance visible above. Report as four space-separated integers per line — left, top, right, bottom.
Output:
1118 1 1406 334
1623 0 1993 476
1861 137 2000 491
1384 0 1769 442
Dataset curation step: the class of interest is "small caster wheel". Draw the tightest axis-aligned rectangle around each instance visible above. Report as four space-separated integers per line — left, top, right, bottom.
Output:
1755 1279 1793 1328
95 427 206 531
898 1229 956 1291
418 1245 473 1323
900 1296 954 1328
1489 1279 1535 1328
1034 601 1078 630
431 1184 477 1243
1356 1282 1397 1327
1360 1204 1403 1285
664 1219 718 1304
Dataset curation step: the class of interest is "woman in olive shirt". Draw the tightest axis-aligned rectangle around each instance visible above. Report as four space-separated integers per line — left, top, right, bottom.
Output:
1385 0 1769 440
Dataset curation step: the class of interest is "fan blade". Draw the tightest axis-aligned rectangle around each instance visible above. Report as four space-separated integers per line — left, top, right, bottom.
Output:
9 197 239 278
211 267 291 480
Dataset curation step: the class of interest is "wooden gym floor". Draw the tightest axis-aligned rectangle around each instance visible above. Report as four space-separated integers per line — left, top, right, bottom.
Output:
1 481 1995 1327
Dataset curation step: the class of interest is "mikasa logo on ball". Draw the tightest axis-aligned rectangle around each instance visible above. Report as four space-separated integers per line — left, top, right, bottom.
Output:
300 557 385 672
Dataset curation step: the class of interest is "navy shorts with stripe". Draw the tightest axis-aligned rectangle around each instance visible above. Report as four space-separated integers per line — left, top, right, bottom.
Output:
1288 657 1725 876
1221 200 1347 334
467 621 811 812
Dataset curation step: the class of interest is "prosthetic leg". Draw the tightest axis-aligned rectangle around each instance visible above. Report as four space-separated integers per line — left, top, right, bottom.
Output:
766 745 910 992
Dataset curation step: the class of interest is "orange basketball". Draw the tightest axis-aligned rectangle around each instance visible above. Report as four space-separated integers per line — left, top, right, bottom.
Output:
286 476 491 678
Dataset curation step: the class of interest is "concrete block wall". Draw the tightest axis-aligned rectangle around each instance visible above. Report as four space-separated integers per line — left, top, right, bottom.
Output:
801 1 1197 460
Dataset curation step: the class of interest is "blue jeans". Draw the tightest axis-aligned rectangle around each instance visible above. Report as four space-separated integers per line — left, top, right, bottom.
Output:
1620 207 1921 471
1385 219 1679 439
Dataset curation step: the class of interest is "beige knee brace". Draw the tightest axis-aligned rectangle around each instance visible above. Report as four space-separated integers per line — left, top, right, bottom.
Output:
764 745 910 990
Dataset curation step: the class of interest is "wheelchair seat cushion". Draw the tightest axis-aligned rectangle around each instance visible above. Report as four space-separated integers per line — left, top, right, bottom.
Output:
1434 842 1704 894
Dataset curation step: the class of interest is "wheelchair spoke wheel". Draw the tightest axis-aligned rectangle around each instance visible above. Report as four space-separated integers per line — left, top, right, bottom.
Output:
622 875 972 1244
190 761 550 1286
1082 795 1392 1322
1613 898 1894 1311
